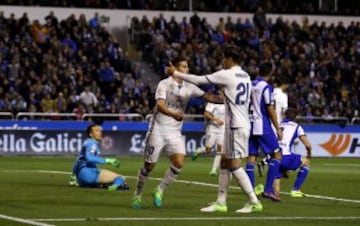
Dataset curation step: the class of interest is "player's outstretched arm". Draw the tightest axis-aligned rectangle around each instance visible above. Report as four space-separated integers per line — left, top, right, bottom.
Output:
164 63 211 85
203 92 224 104
105 158 121 168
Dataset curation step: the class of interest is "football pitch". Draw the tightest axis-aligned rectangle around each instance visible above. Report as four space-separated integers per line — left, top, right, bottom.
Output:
0 156 359 226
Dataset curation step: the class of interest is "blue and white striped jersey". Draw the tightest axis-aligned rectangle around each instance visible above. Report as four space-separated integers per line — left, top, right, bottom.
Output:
250 78 275 135
279 119 305 155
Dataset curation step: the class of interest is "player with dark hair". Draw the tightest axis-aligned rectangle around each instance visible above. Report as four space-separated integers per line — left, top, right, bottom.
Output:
257 76 288 177
70 124 129 191
165 46 262 213
246 62 283 201
273 108 312 197
131 57 223 209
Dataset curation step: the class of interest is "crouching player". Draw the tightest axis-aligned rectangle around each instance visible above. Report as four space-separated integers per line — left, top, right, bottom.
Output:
274 108 311 197
70 123 129 191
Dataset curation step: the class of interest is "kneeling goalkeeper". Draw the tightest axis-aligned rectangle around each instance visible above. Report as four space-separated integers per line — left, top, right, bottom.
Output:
70 123 129 191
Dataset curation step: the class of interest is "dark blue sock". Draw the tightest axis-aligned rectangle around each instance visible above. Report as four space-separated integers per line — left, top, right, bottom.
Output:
264 159 280 193
293 167 309 190
246 163 255 188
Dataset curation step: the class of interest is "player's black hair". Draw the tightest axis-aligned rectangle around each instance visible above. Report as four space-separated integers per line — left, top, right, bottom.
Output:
259 62 273 76
284 107 297 121
171 57 187 67
273 75 287 86
86 123 100 137
223 46 241 63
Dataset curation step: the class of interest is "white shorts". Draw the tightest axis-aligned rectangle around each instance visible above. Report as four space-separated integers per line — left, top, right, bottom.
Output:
205 132 224 150
144 132 186 163
223 127 249 159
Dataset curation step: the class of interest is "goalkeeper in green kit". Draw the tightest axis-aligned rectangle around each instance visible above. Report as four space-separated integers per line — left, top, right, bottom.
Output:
69 123 129 191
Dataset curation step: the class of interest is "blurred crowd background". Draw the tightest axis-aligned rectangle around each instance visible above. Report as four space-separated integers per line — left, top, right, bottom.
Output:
2 0 360 15
0 0 359 122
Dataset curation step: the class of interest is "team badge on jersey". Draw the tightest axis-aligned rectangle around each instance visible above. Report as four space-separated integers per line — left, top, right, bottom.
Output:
90 144 97 154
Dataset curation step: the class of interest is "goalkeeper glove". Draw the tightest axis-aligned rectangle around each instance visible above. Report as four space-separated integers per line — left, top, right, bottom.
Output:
105 158 120 168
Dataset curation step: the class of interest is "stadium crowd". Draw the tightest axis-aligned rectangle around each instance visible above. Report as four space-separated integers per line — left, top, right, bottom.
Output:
0 2 359 122
130 12 360 120
0 10 154 120
2 0 360 15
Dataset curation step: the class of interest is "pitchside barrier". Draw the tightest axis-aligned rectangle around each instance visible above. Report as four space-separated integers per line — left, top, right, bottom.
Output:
0 119 359 157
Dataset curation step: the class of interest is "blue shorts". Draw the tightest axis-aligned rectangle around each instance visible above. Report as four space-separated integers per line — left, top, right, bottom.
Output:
77 167 101 187
280 154 302 171
249 133 280 156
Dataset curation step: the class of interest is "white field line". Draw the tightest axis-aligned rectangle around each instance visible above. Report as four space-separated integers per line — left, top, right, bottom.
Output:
0 214 54 226
323 163 360 167
31 216 360 222
2 169 360 204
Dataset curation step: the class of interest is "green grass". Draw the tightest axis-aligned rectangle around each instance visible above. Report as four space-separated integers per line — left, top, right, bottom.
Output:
0 156 359 226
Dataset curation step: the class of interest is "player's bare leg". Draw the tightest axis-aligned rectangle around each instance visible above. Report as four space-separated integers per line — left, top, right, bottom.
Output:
291 157 310 197
132 162 155 208
209 144 222 176
154 153 184 207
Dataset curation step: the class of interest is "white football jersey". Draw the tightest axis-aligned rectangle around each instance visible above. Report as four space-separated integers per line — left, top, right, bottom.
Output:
279 120 305 155
150 76 205 134
175 66 251 130
273 87 288 123
250 78 274 135
205 103 225 133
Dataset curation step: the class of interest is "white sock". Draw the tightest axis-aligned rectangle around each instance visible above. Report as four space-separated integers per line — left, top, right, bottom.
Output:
217 169 230 205
232 167 259 204
157 165 181 194
211 154 221 171
134 168 149 196
196 147 206 153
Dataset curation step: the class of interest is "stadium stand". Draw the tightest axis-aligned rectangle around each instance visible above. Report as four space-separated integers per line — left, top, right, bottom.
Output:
0 1 359 124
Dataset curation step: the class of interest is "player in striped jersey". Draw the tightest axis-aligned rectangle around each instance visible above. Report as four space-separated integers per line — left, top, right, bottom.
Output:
274 108 311 198
166 46 262 213
257 77 288 176
131 57 223 209
247 62 283 201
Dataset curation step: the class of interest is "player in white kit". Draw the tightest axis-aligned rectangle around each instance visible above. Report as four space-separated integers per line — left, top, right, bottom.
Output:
192 100 226 176
165 46 262 213
273 77 288 123
273 108 311 198
131 57 223 209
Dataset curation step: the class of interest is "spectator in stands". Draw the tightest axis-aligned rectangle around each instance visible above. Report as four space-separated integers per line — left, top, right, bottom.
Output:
62 33 77 52
0 6 359 122
73 102 85 121
54 92 67 113
41 93 55 113
44 11 58 27
89 12 100 28
79 86 98 108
